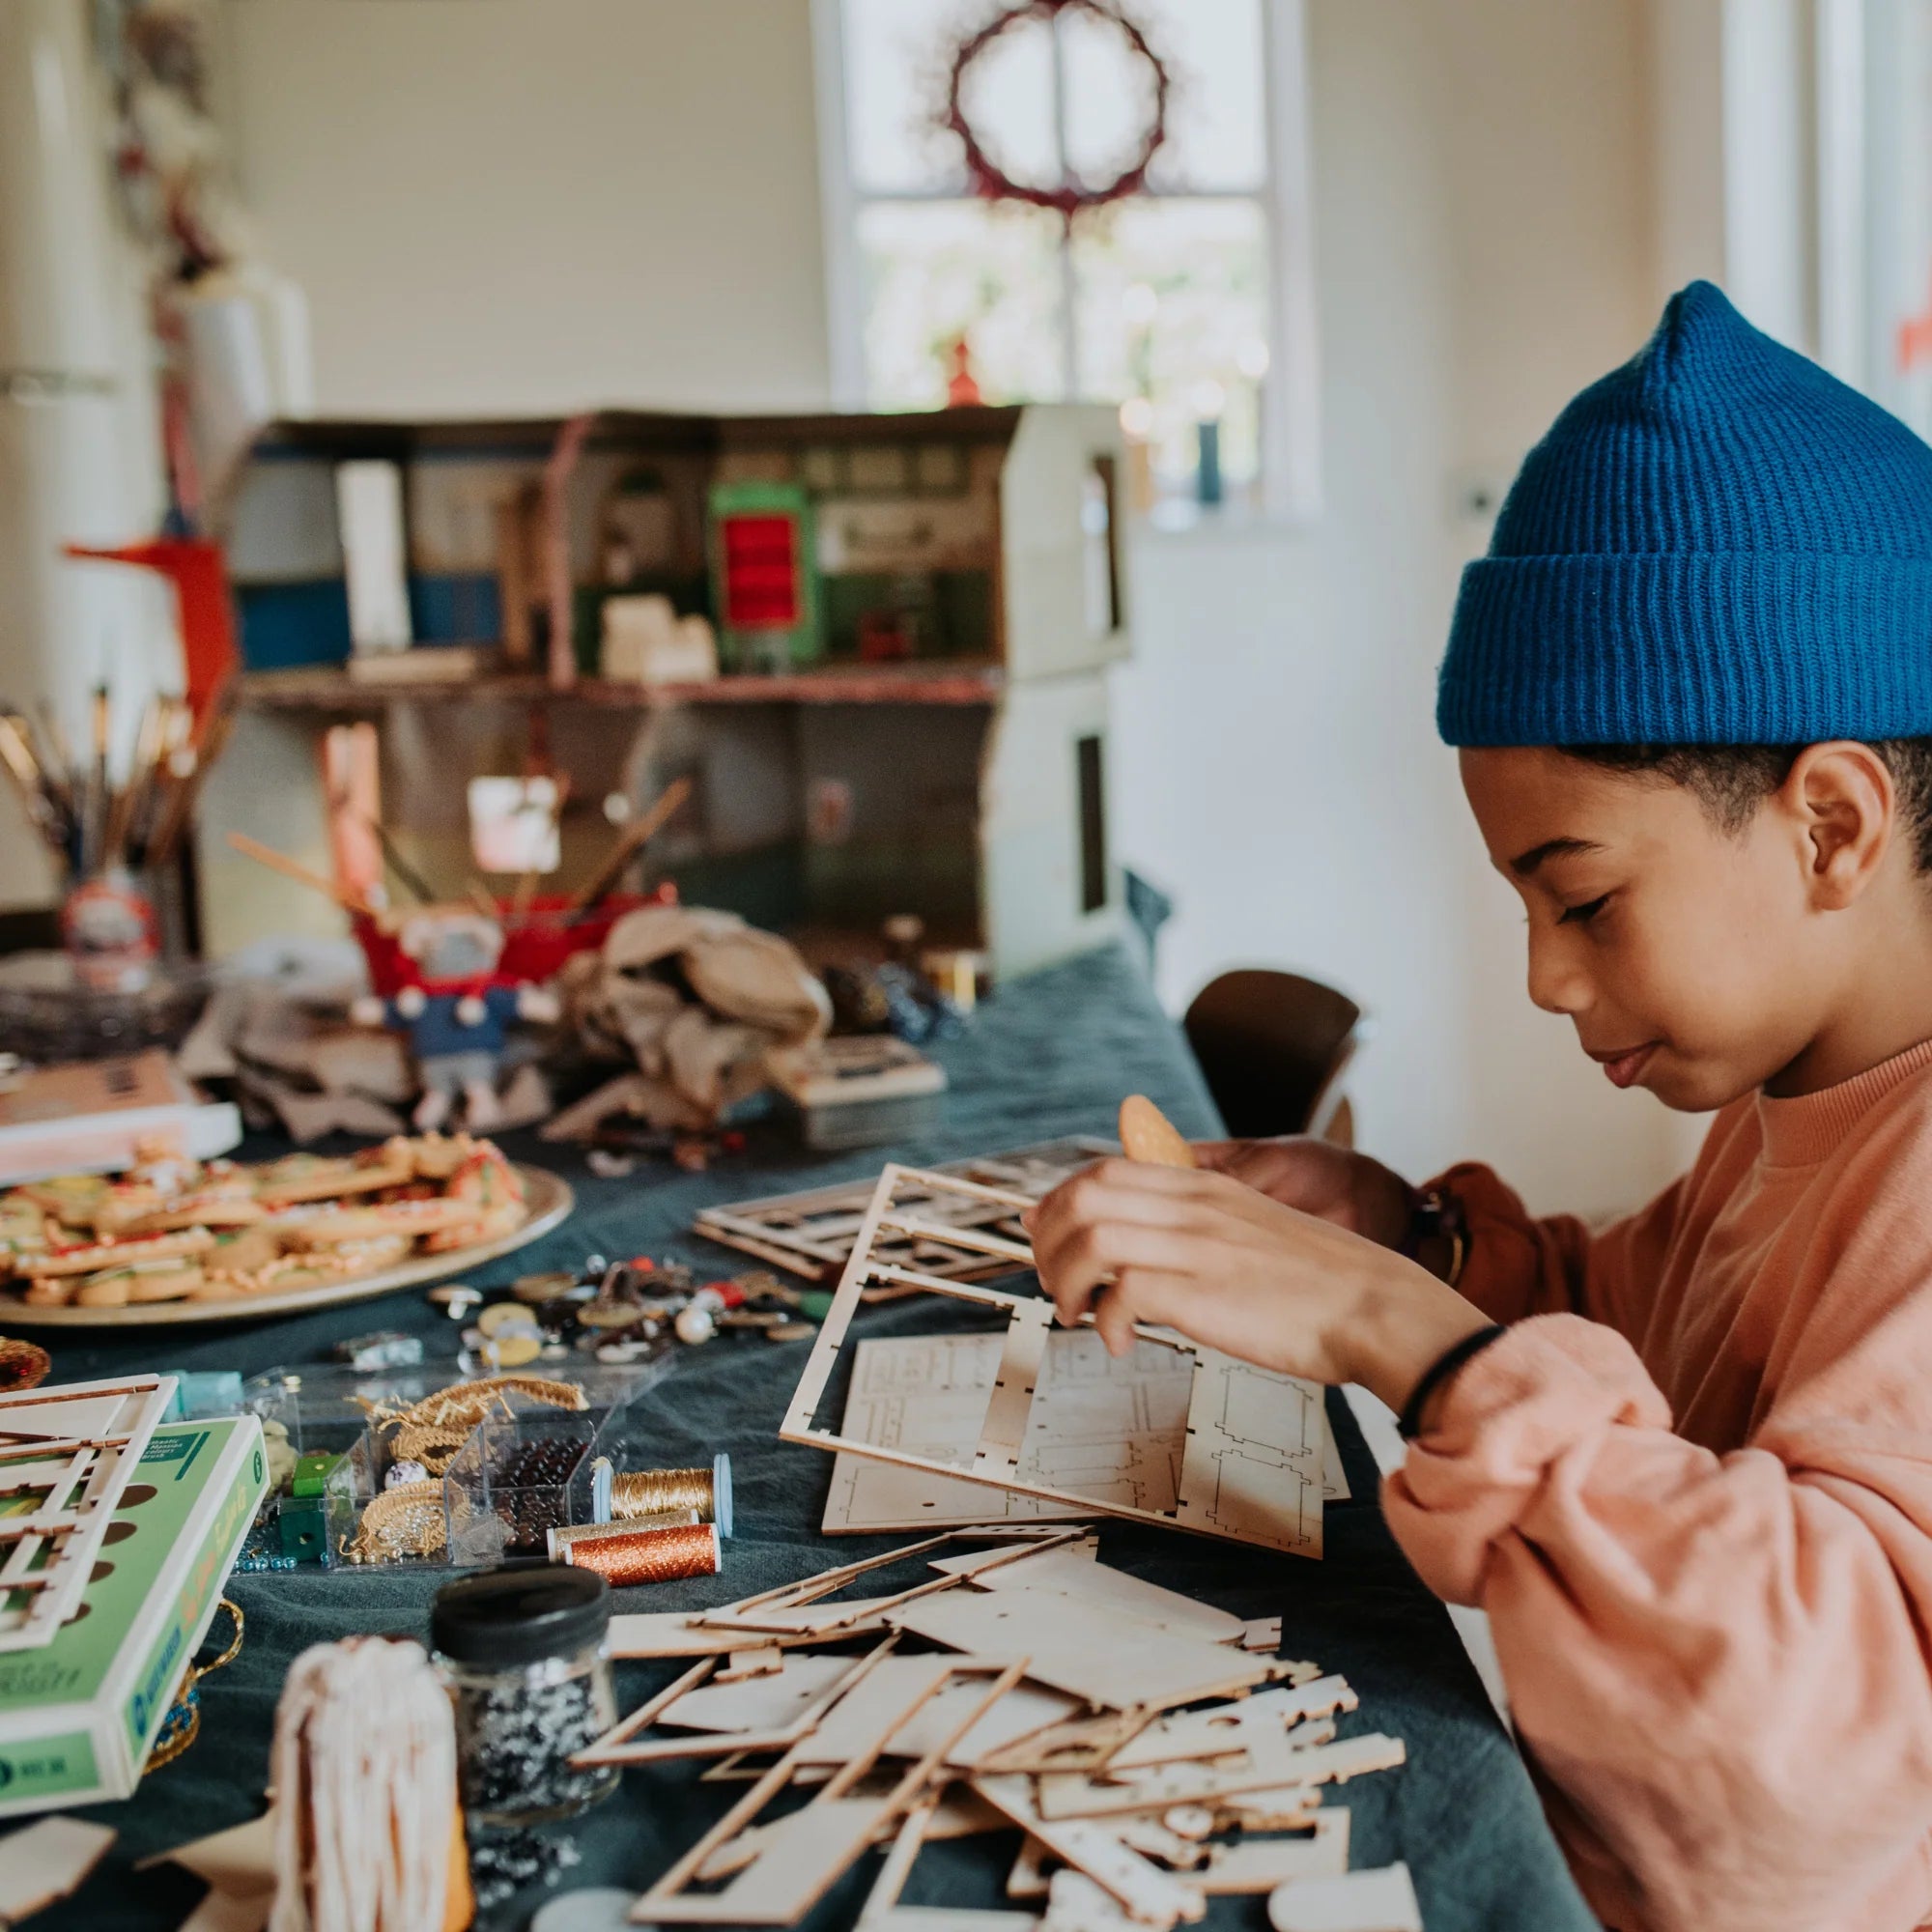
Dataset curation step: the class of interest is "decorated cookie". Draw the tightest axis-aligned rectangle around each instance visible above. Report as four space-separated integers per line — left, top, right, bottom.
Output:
31 1226 216 1278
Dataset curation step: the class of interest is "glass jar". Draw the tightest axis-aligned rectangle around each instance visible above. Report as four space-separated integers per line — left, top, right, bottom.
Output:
431 1563 620 1827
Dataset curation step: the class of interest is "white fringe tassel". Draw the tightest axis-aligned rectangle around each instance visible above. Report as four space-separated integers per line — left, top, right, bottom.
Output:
270 1635 455 1932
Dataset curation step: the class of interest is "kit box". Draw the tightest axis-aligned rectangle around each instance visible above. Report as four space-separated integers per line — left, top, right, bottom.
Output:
0 1413 267 1816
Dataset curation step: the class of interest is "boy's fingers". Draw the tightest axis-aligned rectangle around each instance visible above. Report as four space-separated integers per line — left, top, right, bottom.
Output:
1033 1214 1200 1307
1030 1164 1218 1257
1188 1140 1247 1171
1093 1281 1141 1356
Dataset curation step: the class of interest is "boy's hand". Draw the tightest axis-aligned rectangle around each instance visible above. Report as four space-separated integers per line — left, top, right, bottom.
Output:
1024 1159 1490 1413
1193 1137 1415 1248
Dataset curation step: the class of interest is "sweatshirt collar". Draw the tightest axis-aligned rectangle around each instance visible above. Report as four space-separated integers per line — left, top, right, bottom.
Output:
1757 1037 1932 1168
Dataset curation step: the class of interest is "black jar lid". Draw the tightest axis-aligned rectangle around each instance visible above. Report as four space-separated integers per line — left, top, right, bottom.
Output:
432 1561 611 1668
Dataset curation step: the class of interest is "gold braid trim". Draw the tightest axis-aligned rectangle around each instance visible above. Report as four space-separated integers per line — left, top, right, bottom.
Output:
354 1375 588 1475
347 1480 472 1564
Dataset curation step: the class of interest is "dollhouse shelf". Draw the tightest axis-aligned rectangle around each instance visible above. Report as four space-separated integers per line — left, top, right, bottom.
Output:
238 664 1006 711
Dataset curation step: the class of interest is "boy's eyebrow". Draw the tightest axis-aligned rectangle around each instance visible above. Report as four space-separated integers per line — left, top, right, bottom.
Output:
1511 837 1604 877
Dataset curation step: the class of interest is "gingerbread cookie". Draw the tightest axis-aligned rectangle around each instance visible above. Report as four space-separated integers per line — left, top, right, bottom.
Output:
75 1261 206 1307
31 1227 216 1278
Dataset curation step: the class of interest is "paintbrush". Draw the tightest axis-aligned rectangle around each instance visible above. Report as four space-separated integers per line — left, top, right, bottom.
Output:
103 695 163 867
86 682 109 870
148 703 236 867
227 831 378 917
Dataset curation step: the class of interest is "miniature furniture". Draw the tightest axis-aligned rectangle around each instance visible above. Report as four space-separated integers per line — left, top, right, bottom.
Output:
1182 970 1368 1146
194 407 1129 981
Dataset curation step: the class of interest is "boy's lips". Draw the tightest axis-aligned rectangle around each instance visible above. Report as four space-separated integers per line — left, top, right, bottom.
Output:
1589 1041 1661 1089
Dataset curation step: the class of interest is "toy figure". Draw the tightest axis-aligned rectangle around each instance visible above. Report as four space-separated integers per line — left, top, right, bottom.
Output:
351 911 559 1131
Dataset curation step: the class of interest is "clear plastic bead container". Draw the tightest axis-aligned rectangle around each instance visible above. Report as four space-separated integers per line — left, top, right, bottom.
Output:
431 1564 620 1827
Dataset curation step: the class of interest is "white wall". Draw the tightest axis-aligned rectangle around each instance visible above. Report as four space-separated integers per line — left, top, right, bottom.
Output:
1114 0 1688 1214
215 0 831 415
215 0 1691 1215
0 0 170 908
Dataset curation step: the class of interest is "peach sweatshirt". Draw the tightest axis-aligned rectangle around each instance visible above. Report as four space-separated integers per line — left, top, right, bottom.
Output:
1383 1038 1932 1932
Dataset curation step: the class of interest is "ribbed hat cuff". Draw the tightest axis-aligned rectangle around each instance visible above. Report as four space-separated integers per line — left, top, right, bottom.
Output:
1437 553 1932 746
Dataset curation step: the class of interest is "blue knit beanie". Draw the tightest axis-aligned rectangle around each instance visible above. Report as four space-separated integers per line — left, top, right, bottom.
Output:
1436 280 1932 746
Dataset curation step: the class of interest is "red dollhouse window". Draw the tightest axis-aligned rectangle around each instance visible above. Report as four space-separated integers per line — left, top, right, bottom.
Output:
720 514 802 630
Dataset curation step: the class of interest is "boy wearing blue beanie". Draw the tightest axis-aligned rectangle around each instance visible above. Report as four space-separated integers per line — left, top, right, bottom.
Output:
1032 283 1932 1932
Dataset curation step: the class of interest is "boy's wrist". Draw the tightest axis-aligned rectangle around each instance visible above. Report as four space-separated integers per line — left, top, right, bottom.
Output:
1343 1253 1494 1414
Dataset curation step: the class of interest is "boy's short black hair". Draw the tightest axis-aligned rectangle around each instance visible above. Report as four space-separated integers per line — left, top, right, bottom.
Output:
1567 740 1932 872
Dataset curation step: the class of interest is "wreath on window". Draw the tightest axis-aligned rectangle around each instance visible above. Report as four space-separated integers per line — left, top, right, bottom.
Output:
942 0 1170 221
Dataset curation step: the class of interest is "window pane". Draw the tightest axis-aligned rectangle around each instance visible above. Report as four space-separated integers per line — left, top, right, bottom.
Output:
839 0 970 194
952 9 1060 193
1861 0 1932 437
856 200 1069 409
1132 0 1267 193
1060 7 1164 187
1071 197 1270 488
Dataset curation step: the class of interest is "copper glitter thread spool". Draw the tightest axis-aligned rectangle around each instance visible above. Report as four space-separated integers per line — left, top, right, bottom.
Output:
610 1452 733 1537
558 1520 721 1587
546 1508 698 1559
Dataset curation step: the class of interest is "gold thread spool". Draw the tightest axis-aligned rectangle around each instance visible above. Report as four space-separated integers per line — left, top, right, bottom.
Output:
546 1508 697 1558
558 1520 720 1587
611 1453 731 1536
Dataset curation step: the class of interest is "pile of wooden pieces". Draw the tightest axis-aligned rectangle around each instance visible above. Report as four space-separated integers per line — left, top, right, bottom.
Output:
582 1527 1420 1931
0 1132 527 1310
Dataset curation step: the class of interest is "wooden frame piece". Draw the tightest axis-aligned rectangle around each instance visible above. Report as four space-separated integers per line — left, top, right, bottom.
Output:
1197 1809 1350 1894
779 1166 1326 1556
694 1138 1114 1283
0 1816 117 1921
942 1539 1248 1646
969 1776 1206 1931
859 1799 1040 1932
1106 1679 1359 1772
887 1585 1288 1715
0 1375 175 1653
1035 1731 1405 1822
1266 1862 1421 1932
629 1661 1029 1925
696 1525 1083 1637
974 1709 1155 1776
606 1526 1072 1657
577 1640 898 1769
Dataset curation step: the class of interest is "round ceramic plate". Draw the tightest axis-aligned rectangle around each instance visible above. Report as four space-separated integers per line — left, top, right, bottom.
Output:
0 1163 575 1328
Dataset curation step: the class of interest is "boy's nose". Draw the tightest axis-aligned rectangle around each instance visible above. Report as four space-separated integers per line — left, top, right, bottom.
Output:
1526 929 1591 1017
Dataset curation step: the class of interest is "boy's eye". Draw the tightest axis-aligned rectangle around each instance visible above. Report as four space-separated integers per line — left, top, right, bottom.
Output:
1558 894 1611 926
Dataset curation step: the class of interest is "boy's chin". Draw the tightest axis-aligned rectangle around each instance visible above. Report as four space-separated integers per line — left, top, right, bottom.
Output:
1643 1056 1754 1114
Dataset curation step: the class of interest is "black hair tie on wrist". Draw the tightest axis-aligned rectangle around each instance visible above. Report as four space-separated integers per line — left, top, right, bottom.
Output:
1397 1323 1508 1439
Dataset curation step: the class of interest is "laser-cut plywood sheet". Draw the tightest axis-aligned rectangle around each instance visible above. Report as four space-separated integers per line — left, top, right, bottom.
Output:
0 1374 176 1653
781 1164 1333 1556
695 1139 1115 1283
822 1330 1347 1535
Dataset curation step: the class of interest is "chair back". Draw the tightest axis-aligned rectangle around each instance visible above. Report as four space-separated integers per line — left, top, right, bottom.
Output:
1182 969 1368 1145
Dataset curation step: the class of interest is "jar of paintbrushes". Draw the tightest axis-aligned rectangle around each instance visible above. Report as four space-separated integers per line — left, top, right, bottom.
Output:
0 683 228 1044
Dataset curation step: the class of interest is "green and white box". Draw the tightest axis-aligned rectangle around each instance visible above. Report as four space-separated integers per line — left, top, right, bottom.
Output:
0 1413 267 1816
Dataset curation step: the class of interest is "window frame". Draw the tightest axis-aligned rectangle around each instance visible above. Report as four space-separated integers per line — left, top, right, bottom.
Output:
810 0 1322 520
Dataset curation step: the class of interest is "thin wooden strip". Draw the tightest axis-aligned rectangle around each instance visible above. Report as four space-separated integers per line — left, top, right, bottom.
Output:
879 1214 1037 1264
968 1303 1051 1479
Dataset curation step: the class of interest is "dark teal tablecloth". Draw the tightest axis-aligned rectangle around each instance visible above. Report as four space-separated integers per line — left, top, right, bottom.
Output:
46 945 1596 1931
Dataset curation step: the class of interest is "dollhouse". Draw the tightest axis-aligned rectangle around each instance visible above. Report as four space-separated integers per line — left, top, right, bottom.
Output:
195 405 1128 980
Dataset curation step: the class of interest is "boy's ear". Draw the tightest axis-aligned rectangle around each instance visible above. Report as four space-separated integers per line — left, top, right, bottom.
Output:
1781 743 1897 908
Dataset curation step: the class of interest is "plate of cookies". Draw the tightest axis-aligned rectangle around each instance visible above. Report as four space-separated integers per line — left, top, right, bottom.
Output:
0 1132 574 1326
